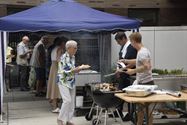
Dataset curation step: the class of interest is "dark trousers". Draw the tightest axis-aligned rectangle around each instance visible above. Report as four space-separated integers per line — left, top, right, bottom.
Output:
118 74 133 119
18 65 29 89
5 64 11 90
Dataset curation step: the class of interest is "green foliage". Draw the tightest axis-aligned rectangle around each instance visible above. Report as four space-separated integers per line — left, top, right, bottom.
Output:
170 69 184 75
152 68 184 75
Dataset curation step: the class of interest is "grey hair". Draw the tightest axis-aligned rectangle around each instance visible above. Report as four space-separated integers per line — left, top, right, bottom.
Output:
66 40 77 49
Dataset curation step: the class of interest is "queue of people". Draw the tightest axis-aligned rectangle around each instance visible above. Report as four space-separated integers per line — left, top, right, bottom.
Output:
16 35 68 102
14 35 90 125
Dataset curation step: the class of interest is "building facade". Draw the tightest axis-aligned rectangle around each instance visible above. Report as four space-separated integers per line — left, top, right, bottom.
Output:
0 0 187 26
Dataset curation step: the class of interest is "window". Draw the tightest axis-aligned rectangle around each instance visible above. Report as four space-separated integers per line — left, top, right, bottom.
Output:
128 8 159 26
7 6 31 15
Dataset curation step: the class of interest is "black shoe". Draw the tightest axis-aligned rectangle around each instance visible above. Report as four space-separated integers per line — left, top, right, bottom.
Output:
26 87 30 90
108 111 124 118
108 114 114 118
20 88 30 91
41 91 46 95
35 92 45 97
122 113 131 121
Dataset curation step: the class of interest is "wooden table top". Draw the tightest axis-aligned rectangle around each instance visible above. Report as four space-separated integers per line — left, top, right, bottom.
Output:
115 92 187 103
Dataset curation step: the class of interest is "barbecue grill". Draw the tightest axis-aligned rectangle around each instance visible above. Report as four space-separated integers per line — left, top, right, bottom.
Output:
85 83 123 125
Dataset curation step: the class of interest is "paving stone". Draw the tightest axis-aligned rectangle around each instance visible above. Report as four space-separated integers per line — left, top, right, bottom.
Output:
3 89 187 125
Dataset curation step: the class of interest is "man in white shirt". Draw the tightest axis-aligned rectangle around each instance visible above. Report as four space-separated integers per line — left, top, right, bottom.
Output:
16 36 32 91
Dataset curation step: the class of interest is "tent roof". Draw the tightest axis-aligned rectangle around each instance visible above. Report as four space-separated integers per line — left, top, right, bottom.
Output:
0 0 140 32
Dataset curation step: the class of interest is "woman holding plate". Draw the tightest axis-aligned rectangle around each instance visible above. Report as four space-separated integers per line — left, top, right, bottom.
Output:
57 40 90 125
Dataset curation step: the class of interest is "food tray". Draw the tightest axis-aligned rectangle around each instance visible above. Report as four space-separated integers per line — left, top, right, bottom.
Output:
125 90 153 97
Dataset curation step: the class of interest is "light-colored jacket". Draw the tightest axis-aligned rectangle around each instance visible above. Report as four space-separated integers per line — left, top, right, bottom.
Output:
57 52 75 89
30 41 45 68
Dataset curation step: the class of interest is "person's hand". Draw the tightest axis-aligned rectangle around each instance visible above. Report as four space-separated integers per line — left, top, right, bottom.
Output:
73 67 81 73
116 68 126 73
125 68 136 75
118 59 126 63
6 55 12 59
27 49 33 54
11 54 15 58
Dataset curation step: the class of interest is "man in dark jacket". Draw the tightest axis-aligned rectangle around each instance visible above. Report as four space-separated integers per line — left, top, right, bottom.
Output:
115 32 137 121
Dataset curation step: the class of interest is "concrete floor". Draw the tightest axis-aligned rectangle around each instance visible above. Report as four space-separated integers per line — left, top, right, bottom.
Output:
1 89 187 125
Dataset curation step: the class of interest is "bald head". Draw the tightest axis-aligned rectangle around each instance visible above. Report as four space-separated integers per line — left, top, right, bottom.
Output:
22 36 29 44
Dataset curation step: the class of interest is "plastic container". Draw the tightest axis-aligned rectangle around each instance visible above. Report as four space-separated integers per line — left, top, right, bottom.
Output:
76 96 83 107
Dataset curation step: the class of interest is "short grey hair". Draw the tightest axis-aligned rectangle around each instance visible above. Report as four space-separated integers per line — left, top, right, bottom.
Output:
66 40 77 49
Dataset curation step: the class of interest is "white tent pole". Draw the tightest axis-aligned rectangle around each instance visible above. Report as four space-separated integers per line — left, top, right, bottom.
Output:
0 31 7 123
3 32 7 94
0 31 3 123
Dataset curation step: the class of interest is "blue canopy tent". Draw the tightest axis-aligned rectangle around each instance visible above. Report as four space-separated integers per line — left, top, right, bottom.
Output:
0 0 140 118
0 0 140 32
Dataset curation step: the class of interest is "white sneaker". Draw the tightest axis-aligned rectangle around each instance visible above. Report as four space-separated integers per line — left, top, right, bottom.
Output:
52 108 60 113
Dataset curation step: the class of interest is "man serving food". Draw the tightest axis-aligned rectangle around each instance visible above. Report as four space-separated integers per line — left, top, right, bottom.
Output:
119 32 154 125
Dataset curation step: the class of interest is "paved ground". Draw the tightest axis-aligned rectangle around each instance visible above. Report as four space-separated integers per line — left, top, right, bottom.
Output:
1 88 187 125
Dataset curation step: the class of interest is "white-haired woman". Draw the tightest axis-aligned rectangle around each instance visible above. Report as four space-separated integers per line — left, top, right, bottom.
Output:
57 40 90 125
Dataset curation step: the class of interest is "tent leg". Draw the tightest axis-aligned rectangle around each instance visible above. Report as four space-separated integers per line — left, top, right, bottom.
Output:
0 31 7 123
0 114 3 123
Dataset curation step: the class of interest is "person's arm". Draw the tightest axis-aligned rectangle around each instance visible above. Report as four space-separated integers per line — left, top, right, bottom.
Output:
125 59 151 75
18 46 32 58
119 59 136 66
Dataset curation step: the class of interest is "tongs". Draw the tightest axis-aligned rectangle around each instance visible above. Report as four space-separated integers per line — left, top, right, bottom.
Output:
104 62 127 78
104 68 127 78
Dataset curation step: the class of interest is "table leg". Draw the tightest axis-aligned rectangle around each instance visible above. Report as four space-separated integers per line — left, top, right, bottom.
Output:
145 103 150 125
133 104 137 125
145 103 157 125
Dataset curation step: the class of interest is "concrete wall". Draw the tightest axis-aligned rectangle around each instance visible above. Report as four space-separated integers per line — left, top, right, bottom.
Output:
111 26 187 71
